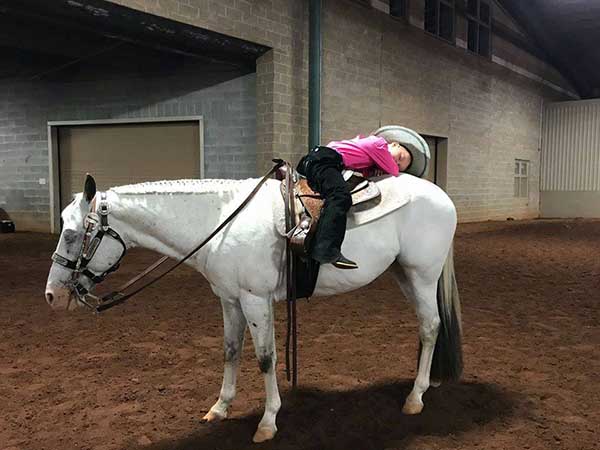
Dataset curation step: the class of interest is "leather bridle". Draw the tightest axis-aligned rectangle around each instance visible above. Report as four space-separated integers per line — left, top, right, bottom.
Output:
49 160 302 387
51 191 127 309
50 160 285 313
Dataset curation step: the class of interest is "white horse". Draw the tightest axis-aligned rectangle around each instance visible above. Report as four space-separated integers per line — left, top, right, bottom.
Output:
45 172 462 443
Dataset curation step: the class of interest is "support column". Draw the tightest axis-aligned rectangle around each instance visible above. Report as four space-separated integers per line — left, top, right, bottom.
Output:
308 0 322 149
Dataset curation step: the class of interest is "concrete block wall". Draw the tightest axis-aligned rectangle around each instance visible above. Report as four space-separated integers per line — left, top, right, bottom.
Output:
3 0 581 230
0 71 256 232
321 0 568 222
108 0 310 172
94 0 575 223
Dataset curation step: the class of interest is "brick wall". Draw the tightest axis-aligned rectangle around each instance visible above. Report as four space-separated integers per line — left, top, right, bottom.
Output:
321 0 569 222
0 70 256 232
107 0 310 171
89 0 575 223
2 0 580 230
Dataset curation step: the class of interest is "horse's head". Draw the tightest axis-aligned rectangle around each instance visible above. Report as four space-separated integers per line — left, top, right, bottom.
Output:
45 175 127 311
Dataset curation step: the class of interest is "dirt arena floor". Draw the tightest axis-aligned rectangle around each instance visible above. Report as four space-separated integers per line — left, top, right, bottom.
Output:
1 219 599 450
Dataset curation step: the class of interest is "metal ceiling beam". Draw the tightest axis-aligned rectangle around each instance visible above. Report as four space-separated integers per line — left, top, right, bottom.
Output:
0 0 270 71
0 16 115 60
497 0 587 98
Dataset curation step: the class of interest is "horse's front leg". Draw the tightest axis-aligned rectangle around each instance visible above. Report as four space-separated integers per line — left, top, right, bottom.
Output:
239 291 281 443
203 297 247 422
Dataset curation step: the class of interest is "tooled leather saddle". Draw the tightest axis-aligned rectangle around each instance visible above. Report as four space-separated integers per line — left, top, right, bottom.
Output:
276 163 381 258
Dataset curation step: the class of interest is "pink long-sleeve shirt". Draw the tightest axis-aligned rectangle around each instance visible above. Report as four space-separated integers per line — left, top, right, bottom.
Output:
326 135 400 177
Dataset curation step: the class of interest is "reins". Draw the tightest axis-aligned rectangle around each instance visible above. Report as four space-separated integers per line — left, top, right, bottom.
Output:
283 162 298 387
55 158 302 387
91 159 285 312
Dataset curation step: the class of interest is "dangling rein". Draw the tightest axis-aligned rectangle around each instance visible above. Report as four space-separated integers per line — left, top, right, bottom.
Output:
92 159 286 313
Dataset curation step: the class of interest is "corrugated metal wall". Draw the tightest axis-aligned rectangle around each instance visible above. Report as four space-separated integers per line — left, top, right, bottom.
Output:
540 99 600 218
541 99 600 191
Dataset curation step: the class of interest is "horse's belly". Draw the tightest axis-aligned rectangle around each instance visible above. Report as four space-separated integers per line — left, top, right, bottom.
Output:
313 215 399 296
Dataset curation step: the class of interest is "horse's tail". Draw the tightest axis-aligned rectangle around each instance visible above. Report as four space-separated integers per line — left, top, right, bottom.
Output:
431 243 463 382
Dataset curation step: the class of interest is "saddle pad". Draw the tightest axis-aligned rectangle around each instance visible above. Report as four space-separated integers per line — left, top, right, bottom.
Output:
347 175 411 228
273 175 411 237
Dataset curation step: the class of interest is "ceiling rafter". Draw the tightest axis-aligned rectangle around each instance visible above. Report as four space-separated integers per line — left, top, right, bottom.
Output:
498 0 600 98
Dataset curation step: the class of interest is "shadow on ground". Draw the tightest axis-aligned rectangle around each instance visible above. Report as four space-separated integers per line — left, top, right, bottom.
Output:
134 380 519 450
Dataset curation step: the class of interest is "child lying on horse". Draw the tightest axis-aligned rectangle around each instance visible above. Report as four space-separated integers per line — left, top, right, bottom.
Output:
297 127 423 269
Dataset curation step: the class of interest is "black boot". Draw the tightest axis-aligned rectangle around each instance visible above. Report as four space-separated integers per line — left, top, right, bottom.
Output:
332 254 358 270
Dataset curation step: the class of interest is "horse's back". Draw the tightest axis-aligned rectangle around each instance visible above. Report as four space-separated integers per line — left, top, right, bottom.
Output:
228 176 456 299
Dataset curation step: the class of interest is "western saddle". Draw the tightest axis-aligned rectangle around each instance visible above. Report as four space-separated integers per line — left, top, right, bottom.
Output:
275 159 381 387
276 162 381 257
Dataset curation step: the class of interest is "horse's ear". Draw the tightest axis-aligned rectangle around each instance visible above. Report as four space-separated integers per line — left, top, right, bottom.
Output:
84 174 96 203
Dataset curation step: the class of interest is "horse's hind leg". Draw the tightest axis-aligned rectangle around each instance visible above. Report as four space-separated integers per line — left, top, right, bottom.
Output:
203 297 247 422
239 291 281 443
390 262 440 415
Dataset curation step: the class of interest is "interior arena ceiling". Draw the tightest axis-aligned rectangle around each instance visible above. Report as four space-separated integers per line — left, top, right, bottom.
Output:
498 0 600 99
3 0 599 98
0 0 270 81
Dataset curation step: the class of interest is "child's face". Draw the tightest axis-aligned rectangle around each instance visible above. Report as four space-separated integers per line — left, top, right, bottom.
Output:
388 142 412 172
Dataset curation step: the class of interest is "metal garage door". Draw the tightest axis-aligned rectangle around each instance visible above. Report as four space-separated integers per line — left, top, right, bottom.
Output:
58 120 202 210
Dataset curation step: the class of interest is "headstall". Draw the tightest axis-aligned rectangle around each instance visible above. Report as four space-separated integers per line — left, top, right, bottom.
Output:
51 192 127 309
50 160 285 313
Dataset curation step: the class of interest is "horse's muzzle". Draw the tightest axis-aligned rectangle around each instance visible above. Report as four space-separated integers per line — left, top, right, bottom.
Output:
44 284 77 311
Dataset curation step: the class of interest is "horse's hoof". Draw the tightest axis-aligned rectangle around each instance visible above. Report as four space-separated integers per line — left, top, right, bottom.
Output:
430 379 442 388
201 409 227 423
402 400 424 415
253 426 277 443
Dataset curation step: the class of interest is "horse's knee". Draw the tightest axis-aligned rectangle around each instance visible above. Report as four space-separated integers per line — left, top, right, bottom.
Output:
224 340 241 362
258 350 274 374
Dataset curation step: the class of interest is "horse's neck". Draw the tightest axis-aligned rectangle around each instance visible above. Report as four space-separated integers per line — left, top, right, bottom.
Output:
106 180 249 259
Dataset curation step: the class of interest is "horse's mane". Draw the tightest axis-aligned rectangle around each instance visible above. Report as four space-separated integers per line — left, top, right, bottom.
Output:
110 178 254 195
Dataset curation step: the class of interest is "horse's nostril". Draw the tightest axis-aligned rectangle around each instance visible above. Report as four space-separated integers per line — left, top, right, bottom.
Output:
45 292 54 304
